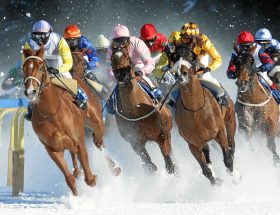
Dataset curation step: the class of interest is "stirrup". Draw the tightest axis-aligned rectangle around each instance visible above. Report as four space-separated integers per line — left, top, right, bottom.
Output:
217 94 229 106
152 88 163 102
75 98 87 110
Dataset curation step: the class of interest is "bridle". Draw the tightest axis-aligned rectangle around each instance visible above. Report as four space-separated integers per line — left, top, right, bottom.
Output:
23 55 47 98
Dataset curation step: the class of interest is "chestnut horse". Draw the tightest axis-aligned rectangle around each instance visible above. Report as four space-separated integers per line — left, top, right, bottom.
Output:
234 47 280 166
172 46 238 185
22 45 118 195
110 48 175 174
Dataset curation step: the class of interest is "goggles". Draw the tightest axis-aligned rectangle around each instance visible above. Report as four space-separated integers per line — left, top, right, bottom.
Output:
66 38 80 48
31 32 51 45
144 36 156 47
238 43 254 51
112 37 130 49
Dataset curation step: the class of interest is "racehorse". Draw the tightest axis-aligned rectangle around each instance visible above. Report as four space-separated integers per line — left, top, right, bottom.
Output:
172 45 237 185
110 47 175 174
70 49 121 176
22 45 118 196
234 46 280 166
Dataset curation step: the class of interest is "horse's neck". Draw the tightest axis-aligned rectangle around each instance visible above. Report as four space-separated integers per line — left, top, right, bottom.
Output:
180 75 204 110
238 75 270 103
118 79 153 113
34 83 59 116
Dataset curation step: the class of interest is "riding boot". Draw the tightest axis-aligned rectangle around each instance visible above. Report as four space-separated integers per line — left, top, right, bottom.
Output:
76 87 88 110
152 87 164 102
167 99 176 109
24 105 32 121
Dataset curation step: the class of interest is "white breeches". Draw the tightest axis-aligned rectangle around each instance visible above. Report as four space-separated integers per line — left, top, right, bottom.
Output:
199 72 221 87
258 71 273 86
142 75 155 88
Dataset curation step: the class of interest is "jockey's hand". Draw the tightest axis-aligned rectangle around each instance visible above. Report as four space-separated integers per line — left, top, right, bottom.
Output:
197 67 211 75
272 72 280 84
134 70 143 77
47 67 59 75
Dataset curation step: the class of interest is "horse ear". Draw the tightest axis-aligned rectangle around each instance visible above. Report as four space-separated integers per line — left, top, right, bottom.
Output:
36 43 45 58
23 48 35 58
248 44 257 54
233 42 239 53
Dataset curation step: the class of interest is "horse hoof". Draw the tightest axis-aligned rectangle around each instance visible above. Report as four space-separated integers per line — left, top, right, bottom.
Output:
111 165 122 176
73 169 82 178
142 163 158 173
211 177 223 186
85 174 97 187
227 166 242 184
166 164 175 174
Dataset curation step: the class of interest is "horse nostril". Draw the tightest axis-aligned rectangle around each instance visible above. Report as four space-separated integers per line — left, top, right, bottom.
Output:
32 89 37 95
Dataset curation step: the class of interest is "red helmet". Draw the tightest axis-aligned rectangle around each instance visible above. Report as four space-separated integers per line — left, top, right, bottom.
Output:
237 31 254 45
64 24 81 39
140 24 157 40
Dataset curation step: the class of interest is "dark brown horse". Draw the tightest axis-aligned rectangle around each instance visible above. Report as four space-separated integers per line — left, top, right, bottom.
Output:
110 47 175 174
22 45 117 196
70 50 121 176
234 46 280 166
172 46 238 185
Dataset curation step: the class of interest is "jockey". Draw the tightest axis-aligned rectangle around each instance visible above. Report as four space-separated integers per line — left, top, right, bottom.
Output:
140 23 172 82
106 24 163 101
255 28 280 56
168 22 227 106
227 31 276 86
64 24 99 82
2 61 23 90
94 34 114 92
23 20 88 121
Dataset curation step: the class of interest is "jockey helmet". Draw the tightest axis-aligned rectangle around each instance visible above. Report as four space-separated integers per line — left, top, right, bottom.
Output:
255 28 272 41
112 24 130 39
64 24 81 38
95 34 110 50
64 24 82 51
31 20 52 45
237 31 255 51
180 22 199 37
237 31 254 45
255 28 272 49
140 24 157 47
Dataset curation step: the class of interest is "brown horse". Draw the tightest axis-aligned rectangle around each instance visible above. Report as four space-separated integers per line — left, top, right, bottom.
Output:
22 45 115 196
172 46 237 185
234 47 280 166
110 47 175 174
70 50 121 176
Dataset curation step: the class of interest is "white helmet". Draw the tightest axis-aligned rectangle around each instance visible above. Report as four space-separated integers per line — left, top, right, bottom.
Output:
95 34 110 49
255 28 272 41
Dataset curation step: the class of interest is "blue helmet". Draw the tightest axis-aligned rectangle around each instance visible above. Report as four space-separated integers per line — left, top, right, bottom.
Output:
255 28 272 41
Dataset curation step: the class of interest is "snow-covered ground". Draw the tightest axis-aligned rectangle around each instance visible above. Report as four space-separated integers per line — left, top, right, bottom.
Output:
1 116 280 214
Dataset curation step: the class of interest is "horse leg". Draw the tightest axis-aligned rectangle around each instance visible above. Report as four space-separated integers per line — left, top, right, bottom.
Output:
215 129 234 172
70 152 81 178
76 135 97 187
130 140 158 173
225 105 236 155
92 126 121 176
45 147 78 196
188 143 222 185
202 143 211 164
156 132 175 174
266 135 280 167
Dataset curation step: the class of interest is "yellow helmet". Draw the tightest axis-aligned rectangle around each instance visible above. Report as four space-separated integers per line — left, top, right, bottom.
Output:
180 22 199 36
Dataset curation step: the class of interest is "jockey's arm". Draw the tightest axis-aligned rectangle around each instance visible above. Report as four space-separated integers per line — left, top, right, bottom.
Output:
271 39 280 53
81 37 99 70
57 38 73 73
259 49 275 73
153 52 169 78
105 48 116 81
137 39 155 75
202 35 222 71
227 52 238 79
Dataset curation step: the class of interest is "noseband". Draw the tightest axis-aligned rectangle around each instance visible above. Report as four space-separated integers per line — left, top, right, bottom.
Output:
23 55 47 96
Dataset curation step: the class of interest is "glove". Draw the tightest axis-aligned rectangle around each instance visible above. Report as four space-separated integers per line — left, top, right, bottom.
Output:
271 72 280 84
47 67 59 75
134 70 143 77
197 67 211 74
86 71 97 81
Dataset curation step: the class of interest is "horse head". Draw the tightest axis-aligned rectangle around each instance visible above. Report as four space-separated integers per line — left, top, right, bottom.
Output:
22 44 48 102
235 45 258 91
170 44 197 85
111 47 133 87
71 48 87 79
